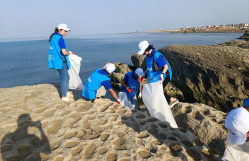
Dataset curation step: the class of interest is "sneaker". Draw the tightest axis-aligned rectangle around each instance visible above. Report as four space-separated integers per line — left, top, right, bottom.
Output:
66 91 74 98
62 96 70 102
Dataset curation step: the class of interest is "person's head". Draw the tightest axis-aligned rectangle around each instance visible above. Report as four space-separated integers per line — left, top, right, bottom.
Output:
134 68 144 79
57 23 71 37
49 24 71 42
225 101 249 145
137 40 153 56
104 63 116 74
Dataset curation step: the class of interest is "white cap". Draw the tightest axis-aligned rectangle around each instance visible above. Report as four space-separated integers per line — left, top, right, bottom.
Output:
225 107 249 145
57 23 71 31
137 40 149 55
105 63 116 74
135 68 144 77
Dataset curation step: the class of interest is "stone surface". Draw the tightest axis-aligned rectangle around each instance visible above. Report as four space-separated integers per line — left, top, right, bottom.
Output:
159 43 249 111
171 102 227 154
0 84 224 160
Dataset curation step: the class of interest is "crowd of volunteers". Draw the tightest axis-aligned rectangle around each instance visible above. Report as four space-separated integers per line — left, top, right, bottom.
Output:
48 24 249 160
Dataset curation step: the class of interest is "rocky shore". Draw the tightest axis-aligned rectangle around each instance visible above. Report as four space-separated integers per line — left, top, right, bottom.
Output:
0 84 223 161
1 40 248 160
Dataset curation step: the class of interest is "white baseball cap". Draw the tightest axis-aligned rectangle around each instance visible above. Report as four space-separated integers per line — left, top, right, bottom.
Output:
135 68 144 77
225 107 249 145
57 23 71 31
105 63 116 74
137 40 149 55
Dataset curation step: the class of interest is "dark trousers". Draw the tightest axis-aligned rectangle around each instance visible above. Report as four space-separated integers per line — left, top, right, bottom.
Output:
162 72 171 102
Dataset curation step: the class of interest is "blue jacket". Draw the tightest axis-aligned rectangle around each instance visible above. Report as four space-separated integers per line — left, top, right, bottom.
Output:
82 68 110 99
146 51 172 83
122 71 140 98
48 34 70 69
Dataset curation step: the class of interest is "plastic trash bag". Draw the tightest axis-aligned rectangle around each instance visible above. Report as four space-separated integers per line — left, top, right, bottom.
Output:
222 132 249 161
118 92 133 109
142 81 178 128
68 54 83 90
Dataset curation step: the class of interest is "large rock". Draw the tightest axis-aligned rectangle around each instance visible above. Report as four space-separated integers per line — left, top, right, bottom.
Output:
111 63 133 89
171 102 227 155
131 53 146 70
159 44 249 111
219 40 249 49
239 31 249 40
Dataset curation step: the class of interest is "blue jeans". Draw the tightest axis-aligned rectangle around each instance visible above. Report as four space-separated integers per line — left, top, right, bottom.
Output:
57 63 69 97
128 96 137 109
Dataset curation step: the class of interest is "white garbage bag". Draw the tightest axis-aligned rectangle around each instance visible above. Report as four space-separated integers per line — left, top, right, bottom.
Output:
118 92 132 109
68 54 83 90
222 132 249 161
142 81 178 128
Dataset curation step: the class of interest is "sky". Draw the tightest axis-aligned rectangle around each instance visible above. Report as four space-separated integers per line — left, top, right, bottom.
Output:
0 0 249 39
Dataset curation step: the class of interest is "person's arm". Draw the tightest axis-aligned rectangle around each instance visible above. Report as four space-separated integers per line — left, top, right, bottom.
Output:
121 74 133 93
59 37 70 55
138 81 143 99
157 56 168 80
160 64 168 80
121 80 128 89
61 48 70 55
102 80 120 103
162 64 169 75
109 88 119 101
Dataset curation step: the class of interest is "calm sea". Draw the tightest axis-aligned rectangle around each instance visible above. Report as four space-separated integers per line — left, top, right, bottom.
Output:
0 32 243 88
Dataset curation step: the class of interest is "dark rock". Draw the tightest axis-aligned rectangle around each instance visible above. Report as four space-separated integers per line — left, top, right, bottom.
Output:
219 40 249 49
159 43 249 111
238 31 249 40
131 54 146 70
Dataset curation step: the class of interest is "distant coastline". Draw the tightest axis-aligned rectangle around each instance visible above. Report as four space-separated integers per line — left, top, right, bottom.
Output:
139 28 247 33
137 23 249 34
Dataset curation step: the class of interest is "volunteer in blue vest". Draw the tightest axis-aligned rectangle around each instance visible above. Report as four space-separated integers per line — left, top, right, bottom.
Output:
48 23 74 102
82 63 121 104
137 40 176 104
222 98 249 160
121 68 144 109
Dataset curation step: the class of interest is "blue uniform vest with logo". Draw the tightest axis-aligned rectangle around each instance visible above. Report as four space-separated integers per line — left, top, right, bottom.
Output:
123 72 140 98
82 68 110 99
48 34 70 69
146 51 172 83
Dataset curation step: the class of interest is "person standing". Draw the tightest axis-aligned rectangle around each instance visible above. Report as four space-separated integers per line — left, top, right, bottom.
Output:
82 63 121 104
137 40 176 104
121 68 144 109
222 98 249 161
48 23 73 102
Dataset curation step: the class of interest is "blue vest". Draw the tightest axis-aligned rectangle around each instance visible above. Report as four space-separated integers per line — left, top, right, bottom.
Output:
146 51 172 83
48 34 70 69
123 72 140 98
82 68 110 99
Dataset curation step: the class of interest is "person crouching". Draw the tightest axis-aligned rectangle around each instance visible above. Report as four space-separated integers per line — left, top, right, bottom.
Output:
82 63 121 104
121 68 144 109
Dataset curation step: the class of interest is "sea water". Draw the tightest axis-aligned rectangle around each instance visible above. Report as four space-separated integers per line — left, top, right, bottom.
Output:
0 32 243 88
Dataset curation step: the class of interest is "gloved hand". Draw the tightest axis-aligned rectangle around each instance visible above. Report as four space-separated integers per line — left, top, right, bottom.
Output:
127 87 133 93
69 51 75 55
138 92 142 99
160 73 164 80
117 99 121 104
138 76 144 83
159 73 164 84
